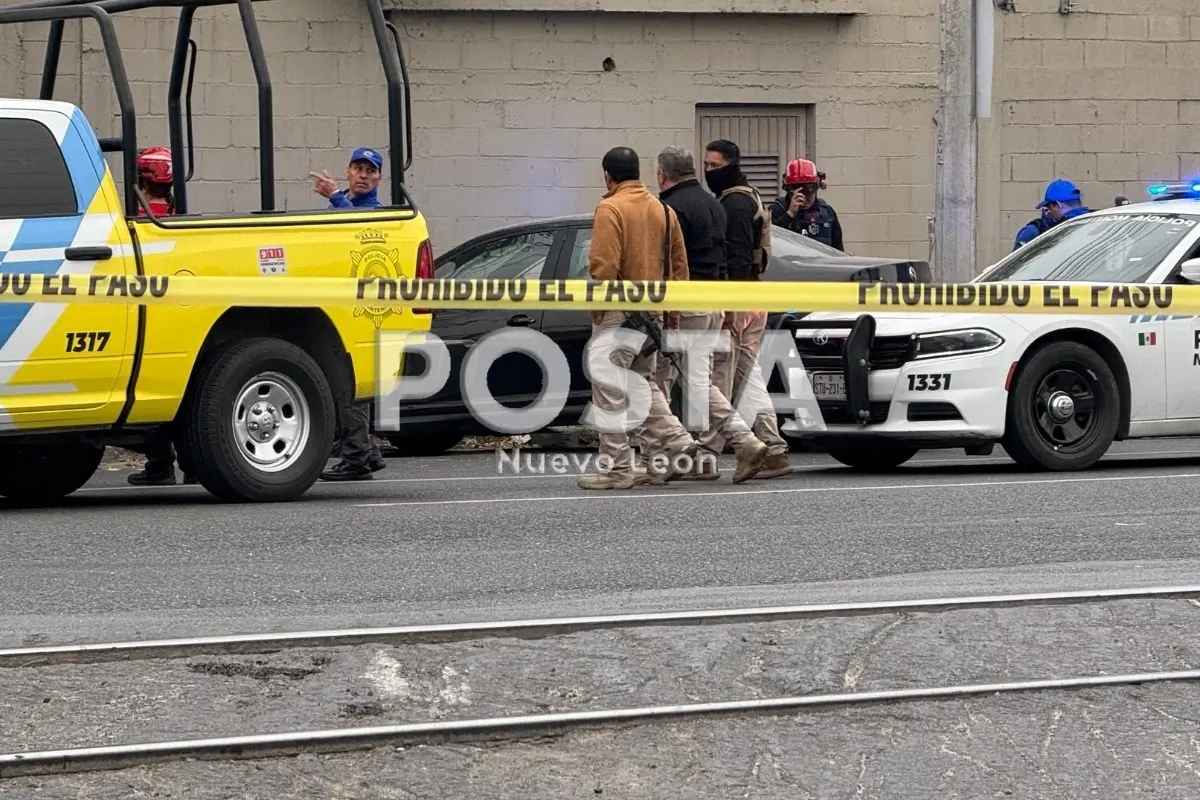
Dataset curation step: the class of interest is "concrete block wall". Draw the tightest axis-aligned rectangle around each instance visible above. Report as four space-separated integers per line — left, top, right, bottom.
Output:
988 2 1200 264
2 0 386 216
398 8 939 259
1 1 939 260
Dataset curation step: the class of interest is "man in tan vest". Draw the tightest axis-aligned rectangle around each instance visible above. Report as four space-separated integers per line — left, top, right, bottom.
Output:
579 146 768 490
694 139 791 480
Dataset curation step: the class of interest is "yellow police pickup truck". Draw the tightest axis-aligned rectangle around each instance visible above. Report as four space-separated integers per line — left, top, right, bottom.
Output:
0 0 431 505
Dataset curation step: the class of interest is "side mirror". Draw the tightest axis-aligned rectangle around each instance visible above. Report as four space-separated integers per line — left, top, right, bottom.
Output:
1180 258 1200 284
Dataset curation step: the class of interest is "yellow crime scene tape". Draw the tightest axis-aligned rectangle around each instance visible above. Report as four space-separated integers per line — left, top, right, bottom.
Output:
0 273 1191 315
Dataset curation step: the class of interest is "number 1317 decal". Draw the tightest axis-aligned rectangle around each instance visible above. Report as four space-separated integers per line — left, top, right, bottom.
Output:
65 332 111 352
908 373 952 391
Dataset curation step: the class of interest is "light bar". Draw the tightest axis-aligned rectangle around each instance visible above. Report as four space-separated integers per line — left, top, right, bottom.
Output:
1148 182 1200 197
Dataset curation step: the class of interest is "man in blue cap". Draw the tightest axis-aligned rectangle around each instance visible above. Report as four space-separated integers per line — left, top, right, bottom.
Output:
1012 178 1090 250
310 146 383 209
312 147 388 480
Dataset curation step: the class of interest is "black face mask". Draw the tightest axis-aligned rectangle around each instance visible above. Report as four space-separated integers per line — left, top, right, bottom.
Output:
704 163 740 196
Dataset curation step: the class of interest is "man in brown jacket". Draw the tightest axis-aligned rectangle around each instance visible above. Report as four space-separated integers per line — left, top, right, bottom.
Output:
578 147 767 490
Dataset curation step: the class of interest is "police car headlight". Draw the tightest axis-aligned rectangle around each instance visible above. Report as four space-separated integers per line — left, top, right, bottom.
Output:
913 328 1004 359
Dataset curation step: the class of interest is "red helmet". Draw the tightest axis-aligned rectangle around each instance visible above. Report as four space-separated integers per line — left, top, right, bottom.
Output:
136 146 173 185
783 158 819 186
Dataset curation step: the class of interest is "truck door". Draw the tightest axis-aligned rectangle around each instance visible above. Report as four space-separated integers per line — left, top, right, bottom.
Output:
0 104 133 427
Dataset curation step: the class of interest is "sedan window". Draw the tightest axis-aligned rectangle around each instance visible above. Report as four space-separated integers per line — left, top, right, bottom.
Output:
565 228 592 278
980 212 1200 284
441 231 556 281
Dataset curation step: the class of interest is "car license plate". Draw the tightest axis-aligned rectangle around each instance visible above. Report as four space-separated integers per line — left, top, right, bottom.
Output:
811 372 846 401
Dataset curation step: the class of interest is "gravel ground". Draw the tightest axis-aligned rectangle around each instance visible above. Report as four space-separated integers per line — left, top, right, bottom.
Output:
3 598 1199 797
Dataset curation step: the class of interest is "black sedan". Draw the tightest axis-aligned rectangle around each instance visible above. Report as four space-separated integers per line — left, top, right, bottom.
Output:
383 213 931 455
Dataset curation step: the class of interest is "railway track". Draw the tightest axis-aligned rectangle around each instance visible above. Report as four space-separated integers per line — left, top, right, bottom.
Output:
3 583 1198 780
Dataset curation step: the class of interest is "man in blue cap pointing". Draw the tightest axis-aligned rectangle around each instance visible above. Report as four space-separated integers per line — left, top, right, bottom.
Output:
1012 178 1090 250
311 147 389 480
310 146 384 209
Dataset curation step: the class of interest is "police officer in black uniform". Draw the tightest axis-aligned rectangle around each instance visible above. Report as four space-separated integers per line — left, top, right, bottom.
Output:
769 158 844 252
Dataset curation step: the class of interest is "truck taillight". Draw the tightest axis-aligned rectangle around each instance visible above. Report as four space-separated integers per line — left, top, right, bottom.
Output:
414 238 434 314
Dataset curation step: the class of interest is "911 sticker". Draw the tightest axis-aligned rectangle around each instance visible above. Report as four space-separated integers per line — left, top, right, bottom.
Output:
908 373 952 391
258 246 287 275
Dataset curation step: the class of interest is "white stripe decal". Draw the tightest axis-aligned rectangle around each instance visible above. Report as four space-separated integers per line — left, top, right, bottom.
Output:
0 219 21 252
2 241 178 264
0 108 72 144
0 214 119 385
0 382 77 396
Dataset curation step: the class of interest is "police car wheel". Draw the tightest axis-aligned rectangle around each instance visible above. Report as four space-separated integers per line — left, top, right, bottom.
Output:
1002 341 1119 472
0 441 104 505
178 337 336 502
825 441 918 471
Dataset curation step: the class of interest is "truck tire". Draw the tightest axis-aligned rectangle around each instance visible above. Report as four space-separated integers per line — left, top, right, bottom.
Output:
1002 341 1119 471
0 441 104 505
178 337 336 502
825 441 918 471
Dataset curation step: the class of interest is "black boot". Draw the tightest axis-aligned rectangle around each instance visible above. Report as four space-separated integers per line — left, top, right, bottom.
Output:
128 467 176 486
320 460 373 481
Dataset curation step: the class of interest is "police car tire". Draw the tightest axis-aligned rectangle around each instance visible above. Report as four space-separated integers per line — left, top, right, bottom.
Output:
0 441 104 504
1002 341 1119 472
825 441 918 471
178 337 336 503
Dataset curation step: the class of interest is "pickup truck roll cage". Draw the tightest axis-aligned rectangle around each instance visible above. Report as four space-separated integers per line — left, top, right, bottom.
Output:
0 0 415 219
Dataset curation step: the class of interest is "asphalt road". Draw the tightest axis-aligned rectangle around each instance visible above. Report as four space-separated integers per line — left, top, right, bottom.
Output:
3 437 1200 647
4 437 1200 797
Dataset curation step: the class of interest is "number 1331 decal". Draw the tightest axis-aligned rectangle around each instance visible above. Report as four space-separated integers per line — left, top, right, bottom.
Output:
907 373 952 391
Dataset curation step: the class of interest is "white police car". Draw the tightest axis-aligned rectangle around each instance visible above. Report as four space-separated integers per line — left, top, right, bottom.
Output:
778 183 1200 471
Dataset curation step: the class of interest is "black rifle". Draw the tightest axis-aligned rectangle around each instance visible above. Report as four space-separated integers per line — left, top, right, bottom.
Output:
620 199 683 374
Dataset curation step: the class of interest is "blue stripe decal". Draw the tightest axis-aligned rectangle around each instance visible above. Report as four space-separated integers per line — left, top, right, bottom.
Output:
62 107 103 215
7 214 83 253
0 257 73 350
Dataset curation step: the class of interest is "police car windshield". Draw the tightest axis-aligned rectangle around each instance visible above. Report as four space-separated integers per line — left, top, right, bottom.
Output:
981 212 1200 283
770 224 846 259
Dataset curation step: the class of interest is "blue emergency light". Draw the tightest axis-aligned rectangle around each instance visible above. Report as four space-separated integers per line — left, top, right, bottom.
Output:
1148 182 1200 200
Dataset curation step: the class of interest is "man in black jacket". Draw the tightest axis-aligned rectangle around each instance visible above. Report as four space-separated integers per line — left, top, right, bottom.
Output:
698 139 791 479
631 146 768 482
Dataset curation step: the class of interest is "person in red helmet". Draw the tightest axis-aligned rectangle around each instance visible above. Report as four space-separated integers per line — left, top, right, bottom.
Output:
135 146 175 217
770 158 844 251
126 147 198 487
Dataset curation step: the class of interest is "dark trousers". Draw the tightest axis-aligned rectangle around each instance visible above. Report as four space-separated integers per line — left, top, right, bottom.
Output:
129 435 176 474
339 401 381 468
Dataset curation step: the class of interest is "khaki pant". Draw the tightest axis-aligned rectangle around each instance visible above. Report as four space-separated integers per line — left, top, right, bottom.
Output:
585 310 696 478
699 310 788 457
635 310 760 455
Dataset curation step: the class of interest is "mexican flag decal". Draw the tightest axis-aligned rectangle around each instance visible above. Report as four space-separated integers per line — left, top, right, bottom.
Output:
1139 331 1158 346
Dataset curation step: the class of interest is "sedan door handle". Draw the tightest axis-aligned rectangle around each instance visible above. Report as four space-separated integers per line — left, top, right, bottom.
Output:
65 246 112 261
507 314 535 326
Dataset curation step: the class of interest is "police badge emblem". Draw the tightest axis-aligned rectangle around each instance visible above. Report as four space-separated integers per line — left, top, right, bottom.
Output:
349 228 403 329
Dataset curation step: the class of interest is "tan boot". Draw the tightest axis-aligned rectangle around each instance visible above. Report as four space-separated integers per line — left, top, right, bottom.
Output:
660 443 701 483
678 455 721 481
578 473 634 490
732 439 768 484
755 452 791 479
634 464 664 486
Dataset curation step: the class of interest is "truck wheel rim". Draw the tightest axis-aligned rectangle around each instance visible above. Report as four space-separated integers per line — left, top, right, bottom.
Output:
231 372 311 473
1032 367 1099 453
